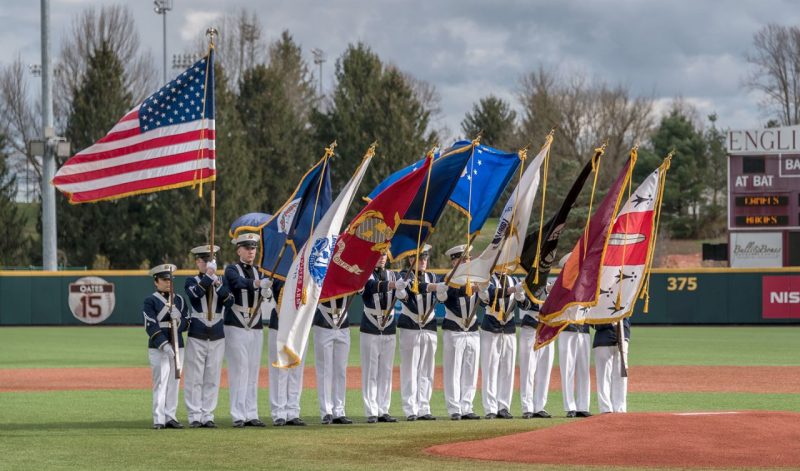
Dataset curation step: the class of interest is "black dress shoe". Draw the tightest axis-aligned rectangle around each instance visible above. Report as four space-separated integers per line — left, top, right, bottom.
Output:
367 416 378 424
245 419 266 427
273 418 286 426
485 413 497 420
461 412 481 420
165 419 184 429
202 421 217 428
576 411 593 417
522 412 534 419
152 423 165 430
332 416 353 424
418 414 436 421
450 413 461 420
533 410 552 418
286 417 306 426
406 415 417 422
321 414 333 425
232 420 245 428
189 421 202 428
379 414 397 423
497 409 513 419
566 410 577 418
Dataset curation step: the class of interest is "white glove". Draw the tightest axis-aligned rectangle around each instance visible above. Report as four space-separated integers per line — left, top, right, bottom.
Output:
206 260 217 271
395 288 408 300
513 291 525 302
159 343 175 358
169 307 180 321
206 272 218 283
478 287 490 303
259 278 273 290
394 279 407 291
435 290 448 302
261 287 273 299
435 283 448 296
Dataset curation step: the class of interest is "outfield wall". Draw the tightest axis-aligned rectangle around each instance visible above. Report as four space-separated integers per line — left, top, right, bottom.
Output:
0 268 798 326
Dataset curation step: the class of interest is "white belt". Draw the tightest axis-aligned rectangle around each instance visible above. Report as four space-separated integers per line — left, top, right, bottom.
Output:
158 321 172 328
231 305 258 329
401 305 434 327
486 310 512 325
189 314 223 327
444 309 475 331
364 307 394 331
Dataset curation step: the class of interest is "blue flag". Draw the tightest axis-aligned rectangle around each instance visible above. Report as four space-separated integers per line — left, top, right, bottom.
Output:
367 142 473 261
229 213 272 238
258 156 332 279
448 141 521 234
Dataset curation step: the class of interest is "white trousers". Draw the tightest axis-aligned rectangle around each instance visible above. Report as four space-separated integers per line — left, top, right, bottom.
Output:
148 347 183 425
442 330 480 415
360 332 396 417
224 326 264 422
398 329 437 417
558 331 591 412
480 330 517 414
519 326 554 413
183 337 225 423
313 326 350 418
594 342 629 413
268 328 306 421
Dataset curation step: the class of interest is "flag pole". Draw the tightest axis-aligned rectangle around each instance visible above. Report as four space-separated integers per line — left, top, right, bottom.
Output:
638 152 672 313
203 28 217 322
582 141 607 259
411 146 437 295
443 134 480 287
531 128 554 285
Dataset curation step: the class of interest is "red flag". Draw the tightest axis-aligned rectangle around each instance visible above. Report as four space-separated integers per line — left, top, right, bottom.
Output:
535 153 635 349
319 154 432 301
53 52 215 203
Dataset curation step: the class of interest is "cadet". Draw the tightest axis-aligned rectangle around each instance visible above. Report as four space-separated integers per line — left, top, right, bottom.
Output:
559 322 592 418
183 245 233 428
440 244 481 420
313 296 353 424
479 271 525 419
265 279 307 426
518 286 555 419
360 250 403 424
593 318 630 413
223 233 270 427
395 244 446 421
143 264 188 429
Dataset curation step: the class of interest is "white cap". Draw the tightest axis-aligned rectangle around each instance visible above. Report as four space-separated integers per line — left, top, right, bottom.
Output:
232 233 260 247
149 263 177 279
190 245 220 257
445 244 471 259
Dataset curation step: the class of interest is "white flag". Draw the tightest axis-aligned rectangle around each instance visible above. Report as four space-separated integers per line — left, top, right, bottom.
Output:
450 139 550 285
274 153 374 367
544 163 663 325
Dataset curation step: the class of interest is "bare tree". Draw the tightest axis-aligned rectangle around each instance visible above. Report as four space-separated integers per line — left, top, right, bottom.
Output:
57 4 157 115
745 24 800 126
0 56 41 178
192 9 267 88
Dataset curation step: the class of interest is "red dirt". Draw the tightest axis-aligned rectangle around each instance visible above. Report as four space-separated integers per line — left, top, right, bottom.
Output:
427 411 800 468
1 365 799 393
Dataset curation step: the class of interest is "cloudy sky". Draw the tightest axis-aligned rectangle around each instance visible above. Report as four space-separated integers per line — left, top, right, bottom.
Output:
2 0 798 139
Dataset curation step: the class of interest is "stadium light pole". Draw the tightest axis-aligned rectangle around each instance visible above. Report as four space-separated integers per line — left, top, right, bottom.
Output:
153 0 173 84
40 0 57 270
311 48 326 98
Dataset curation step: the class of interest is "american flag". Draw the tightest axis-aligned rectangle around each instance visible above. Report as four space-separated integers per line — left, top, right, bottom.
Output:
53 51 215 204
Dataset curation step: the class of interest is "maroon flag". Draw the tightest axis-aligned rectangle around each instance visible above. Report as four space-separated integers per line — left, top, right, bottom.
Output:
535 152 635 349
319 154 432 302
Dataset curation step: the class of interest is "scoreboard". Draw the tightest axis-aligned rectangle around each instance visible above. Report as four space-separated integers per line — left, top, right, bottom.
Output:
727 128 800 231
727 126 800 267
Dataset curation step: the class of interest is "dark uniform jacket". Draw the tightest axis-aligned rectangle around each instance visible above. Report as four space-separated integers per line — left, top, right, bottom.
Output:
592 318 631 348
143 291 189 349
185 272 233 341
360 267 398 336
396 270 440 332
480 273 518 334
223 262 264 330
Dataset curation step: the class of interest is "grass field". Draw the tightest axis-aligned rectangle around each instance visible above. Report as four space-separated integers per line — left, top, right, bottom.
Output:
1 326 799 470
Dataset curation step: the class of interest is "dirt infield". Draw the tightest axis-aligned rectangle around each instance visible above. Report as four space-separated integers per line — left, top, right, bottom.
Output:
2 365 799 393
426 411 800 468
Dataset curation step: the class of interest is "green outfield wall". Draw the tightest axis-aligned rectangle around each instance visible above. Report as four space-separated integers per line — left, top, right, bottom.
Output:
1 268 798 326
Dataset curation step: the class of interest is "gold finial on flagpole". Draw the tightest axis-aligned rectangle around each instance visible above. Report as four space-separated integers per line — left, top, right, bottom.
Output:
205 27 218 47
325 140 337 158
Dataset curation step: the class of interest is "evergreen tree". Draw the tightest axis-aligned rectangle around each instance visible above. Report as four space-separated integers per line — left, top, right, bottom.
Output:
237 31 317 213
640 107 708 239
461 95 517 149
58 41 140 268
0 134 30 266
